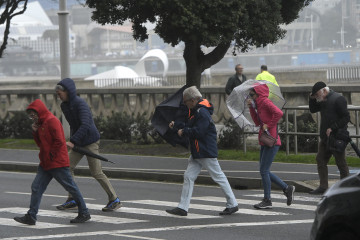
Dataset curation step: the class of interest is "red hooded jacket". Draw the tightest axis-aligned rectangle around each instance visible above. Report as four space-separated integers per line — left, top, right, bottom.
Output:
249 84 283 146
27 99 70 170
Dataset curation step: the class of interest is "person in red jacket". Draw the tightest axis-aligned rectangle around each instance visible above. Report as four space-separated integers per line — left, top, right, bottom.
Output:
247 84 295 209
13 99 90 225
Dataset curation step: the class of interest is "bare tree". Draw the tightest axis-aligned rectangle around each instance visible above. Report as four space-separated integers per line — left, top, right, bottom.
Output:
0 0 28 58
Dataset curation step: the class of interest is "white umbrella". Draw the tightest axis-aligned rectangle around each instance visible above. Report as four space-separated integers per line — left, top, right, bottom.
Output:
226 79 286 131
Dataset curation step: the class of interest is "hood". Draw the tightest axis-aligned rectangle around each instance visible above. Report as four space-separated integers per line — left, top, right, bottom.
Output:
253 84 269 106
57 78 77 102
27 99 52 123
253 84 269 98
196 99 214 115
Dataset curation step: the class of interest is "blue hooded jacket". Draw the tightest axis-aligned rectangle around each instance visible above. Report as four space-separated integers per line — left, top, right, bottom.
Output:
179 99 218 159
57 78 100 146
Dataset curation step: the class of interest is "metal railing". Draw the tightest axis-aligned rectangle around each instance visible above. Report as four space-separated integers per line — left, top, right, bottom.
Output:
243 105 360 155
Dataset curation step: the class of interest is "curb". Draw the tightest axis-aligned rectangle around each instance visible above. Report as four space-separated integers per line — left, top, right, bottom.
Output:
0 162 313 193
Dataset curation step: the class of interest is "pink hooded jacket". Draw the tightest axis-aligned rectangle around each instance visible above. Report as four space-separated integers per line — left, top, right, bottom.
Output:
249 84 283 146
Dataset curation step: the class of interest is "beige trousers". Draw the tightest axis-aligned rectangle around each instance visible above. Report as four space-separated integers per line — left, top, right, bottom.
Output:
68 141 117 201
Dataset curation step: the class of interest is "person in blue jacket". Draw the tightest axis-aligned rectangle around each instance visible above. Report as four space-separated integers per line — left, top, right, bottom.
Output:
55 78 121 212
165 86 239 216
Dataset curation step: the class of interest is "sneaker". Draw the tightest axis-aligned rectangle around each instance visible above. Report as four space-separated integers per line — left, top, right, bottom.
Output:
284 185 295 206
56 199 78 210
102 197 122 212
70 213 91 223
253 199 272 209
219 206 239 215
165 207 187 216
309 187 326 195
14 214 36 225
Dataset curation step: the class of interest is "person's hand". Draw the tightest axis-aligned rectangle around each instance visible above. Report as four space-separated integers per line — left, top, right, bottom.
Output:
169 121 174 129
31 123 39 132
177 129 183 137
326 128 332 137
262 124 268 131
66 141 74 149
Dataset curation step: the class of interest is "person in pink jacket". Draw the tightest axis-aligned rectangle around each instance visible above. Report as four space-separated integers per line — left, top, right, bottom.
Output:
247 84 295 209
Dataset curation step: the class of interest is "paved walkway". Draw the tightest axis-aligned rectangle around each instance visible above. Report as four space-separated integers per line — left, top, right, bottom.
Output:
0 148 354 193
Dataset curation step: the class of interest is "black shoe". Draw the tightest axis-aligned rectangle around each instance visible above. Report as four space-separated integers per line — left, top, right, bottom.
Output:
219 206 239 215
284 185 295 206
165 207 187 216
253 199 272 209
309 187 326 195
14 214 36 225
70 213 91 223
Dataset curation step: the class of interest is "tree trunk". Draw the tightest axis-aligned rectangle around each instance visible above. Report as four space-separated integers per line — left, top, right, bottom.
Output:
183 39 202 88
183 38 231 89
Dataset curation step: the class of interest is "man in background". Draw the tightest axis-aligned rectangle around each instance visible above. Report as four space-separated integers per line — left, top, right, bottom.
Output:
256 65 279 86
225 64 247 95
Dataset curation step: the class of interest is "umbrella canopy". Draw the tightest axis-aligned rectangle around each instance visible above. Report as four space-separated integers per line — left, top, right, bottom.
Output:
226 79 286 131
151 85 189 149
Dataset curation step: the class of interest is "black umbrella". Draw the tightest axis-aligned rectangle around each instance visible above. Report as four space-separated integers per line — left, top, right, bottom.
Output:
72 145 115 164
151 85 189 149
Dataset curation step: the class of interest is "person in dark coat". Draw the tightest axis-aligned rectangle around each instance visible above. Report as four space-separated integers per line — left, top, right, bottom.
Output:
14 99 90 225
165 86 238 216
55 78 121 212
225 64 247 95
309 81 350 194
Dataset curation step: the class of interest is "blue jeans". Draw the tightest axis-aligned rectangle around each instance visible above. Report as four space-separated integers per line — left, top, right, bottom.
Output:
259 145 287 200
28 166 89 220
178 155 238 211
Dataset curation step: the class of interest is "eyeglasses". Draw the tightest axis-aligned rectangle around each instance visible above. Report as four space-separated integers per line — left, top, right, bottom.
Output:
249 92 256 97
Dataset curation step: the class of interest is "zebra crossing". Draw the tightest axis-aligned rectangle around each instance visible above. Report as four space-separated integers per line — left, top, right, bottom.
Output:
0 191 321 230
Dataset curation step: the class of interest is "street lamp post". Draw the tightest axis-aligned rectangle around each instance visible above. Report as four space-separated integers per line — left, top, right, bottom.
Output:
305 14 313 51
340 15 348 48
58 0 70 138
58 0 70 80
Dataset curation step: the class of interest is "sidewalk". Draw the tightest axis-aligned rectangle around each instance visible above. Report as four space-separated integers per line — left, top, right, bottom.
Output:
0 148 347 193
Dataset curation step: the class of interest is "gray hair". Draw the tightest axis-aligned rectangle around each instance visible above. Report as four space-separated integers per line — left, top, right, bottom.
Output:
55 84 66 91
183 86 202 101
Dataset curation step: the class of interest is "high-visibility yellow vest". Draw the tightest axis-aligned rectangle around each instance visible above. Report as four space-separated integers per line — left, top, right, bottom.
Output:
255 71 279 86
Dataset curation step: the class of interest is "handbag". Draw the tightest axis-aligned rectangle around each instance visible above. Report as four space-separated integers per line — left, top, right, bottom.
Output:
327 129 350 153
260 130 277 147
256 111 278 147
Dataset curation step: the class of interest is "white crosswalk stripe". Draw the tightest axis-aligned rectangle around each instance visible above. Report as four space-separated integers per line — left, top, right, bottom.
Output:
0 192 317 231
126 200 289 216
0 207 146 224
191 196 317 211
86 203 220 219
0 217 71 229
244 193 322 203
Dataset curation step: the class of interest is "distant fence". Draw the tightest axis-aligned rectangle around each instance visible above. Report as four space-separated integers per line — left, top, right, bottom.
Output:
93 75 211 88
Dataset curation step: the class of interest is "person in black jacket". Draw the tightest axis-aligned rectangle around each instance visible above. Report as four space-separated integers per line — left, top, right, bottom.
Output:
55 78 121 211
309 81 350 194
225 64 247 95
165 86 238 216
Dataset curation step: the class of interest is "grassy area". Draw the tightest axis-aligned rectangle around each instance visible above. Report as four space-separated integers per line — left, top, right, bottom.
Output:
0 139 359 167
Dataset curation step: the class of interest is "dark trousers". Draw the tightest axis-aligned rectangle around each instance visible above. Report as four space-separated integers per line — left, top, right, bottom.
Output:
316 139 349 189
28 166 89 220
